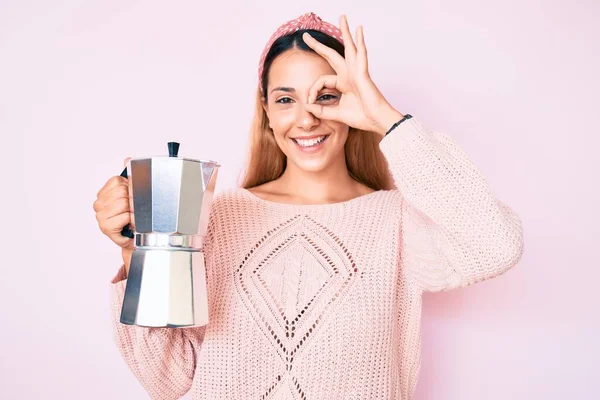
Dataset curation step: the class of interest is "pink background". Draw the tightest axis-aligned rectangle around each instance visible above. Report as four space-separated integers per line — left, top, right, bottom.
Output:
1 1 598 398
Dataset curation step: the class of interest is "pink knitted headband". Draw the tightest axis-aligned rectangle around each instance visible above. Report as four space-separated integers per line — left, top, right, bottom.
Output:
257 12 345 94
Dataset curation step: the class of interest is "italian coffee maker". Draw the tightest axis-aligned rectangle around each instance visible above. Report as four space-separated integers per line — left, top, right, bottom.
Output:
118 142 220 328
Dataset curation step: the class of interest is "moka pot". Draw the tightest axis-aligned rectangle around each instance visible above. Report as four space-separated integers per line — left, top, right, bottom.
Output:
118 142 219 328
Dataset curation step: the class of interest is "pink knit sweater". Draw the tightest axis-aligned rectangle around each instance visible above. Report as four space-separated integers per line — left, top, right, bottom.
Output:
109 116 524 400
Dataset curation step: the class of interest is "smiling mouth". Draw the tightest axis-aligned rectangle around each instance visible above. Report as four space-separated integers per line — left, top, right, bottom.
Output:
292 134 330 148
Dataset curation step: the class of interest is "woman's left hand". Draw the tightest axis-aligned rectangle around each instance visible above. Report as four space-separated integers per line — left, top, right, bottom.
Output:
302 15 404 137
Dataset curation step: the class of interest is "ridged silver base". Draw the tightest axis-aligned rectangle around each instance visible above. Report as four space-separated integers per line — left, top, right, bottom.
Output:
120 248 209 328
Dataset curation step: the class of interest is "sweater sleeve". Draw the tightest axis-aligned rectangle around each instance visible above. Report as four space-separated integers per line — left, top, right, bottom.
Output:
378 116 524 292
108 215 216 399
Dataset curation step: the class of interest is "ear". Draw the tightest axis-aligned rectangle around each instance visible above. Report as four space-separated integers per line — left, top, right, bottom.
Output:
262 98 273 130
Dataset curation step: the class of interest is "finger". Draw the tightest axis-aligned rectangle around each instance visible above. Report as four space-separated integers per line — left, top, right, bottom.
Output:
94 183 129 211
307 75 339 105
102 211 131 234
113 235 134 248
94 183 130 212
302 32 345 74
355 25 369 73
96 175 127 201
339 15 356 60
96 197 130 222
123 157 131 167
113 234 134 248
102 212 134 247
304 102 341 122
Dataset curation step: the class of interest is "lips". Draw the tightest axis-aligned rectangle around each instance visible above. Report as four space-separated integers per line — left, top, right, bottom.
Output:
291 134 330 153
292 134 330 147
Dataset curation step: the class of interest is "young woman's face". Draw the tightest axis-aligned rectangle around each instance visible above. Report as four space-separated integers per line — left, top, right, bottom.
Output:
263 49 349 173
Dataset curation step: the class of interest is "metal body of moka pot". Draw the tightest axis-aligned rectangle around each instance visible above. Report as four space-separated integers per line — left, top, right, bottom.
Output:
119 142 220 328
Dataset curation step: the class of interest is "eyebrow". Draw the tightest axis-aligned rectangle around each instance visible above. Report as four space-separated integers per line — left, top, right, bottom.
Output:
270 87 295 94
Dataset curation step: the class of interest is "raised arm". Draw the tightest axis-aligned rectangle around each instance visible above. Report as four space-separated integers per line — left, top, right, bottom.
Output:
379 116 524 292
295 16 524 292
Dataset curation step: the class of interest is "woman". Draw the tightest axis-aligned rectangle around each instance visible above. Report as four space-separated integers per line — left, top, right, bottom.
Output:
94 12 524 400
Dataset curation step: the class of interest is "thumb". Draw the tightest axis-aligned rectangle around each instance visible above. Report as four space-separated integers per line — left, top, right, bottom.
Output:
123 157 131 167
304 103 341 122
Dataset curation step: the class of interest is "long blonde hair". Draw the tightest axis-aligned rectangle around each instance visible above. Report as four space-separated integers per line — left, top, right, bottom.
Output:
238 88 394 191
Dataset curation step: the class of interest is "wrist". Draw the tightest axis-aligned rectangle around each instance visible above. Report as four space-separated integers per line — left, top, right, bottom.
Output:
372 106 404 137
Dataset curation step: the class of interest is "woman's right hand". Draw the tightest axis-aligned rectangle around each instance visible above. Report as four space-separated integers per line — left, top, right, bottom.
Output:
94 158 134 251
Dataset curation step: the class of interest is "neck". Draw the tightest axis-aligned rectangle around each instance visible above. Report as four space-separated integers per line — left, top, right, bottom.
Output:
276 155 361 204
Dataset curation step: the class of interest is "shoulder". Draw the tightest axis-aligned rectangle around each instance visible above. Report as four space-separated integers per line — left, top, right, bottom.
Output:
211 187 246 211
361 187 401 202
204 188 247 234
366 188 403 210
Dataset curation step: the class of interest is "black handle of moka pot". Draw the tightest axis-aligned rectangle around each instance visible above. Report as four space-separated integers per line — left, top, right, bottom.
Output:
119 142 181 240
119 166 134 239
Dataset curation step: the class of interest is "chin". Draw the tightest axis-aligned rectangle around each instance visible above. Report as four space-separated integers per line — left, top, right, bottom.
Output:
289 157 331 173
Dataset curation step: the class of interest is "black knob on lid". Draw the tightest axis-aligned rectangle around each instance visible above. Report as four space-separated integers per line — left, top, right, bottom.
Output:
168 142 180 157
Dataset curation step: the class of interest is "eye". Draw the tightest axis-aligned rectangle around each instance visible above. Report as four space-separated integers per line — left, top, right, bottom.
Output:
275 97 294 104
317 94 338 102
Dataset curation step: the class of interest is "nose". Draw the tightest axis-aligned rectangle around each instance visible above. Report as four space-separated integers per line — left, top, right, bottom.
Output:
296 103 320 131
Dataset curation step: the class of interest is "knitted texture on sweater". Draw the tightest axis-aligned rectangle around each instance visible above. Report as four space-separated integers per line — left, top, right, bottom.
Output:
108 116 524 399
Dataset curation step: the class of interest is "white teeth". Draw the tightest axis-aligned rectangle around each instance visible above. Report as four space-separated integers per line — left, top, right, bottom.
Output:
295 135 327 147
